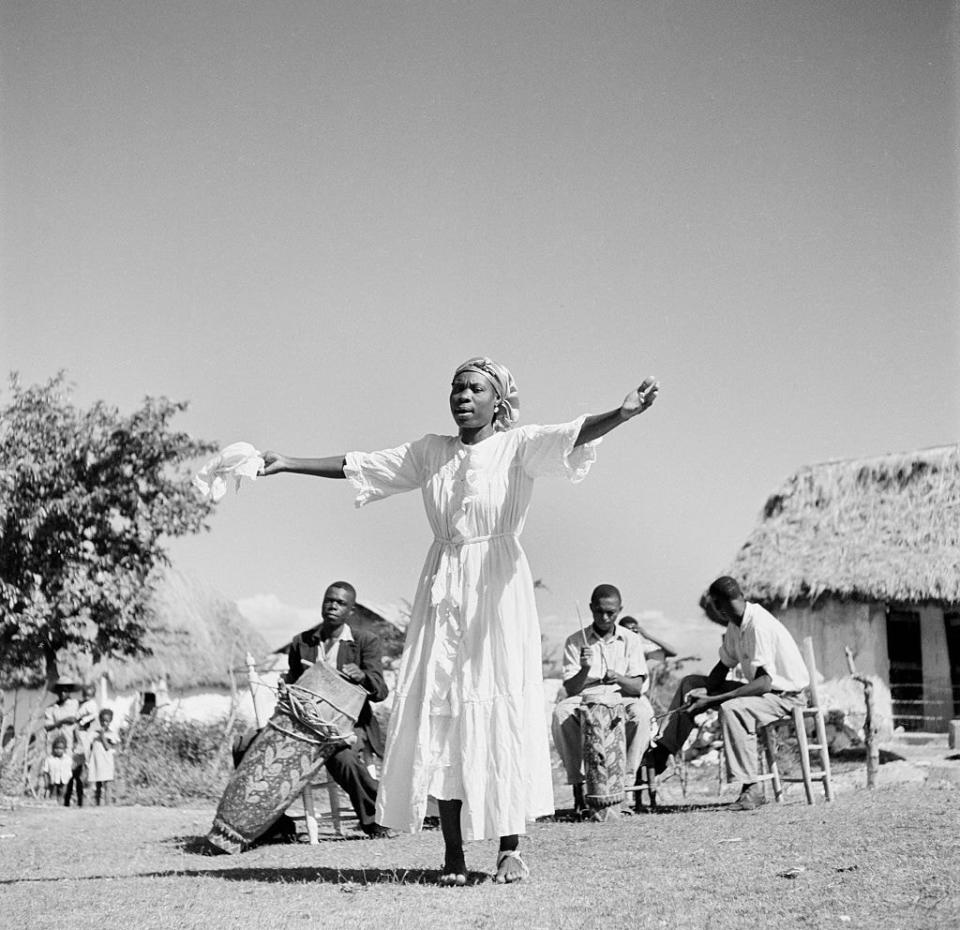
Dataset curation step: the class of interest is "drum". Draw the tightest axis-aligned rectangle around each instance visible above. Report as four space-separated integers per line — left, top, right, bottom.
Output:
208 662 368 853
580 699 626 817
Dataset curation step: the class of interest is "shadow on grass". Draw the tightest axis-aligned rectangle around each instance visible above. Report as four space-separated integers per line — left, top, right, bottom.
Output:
541 802 731 822
164 831 400 856
165 817 441 856
831 747 905 764
0 866 489 886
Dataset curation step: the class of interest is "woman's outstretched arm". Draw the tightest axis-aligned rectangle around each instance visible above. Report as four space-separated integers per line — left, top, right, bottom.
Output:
260 452 347 478
574 376 659 447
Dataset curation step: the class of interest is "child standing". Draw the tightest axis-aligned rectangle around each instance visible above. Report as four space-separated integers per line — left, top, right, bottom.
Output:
66 684 99 807
87 708 119 806
41 736 73 800
76 686 98 736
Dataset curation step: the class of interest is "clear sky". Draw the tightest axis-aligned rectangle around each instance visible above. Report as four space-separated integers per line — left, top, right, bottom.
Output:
2 2 958 656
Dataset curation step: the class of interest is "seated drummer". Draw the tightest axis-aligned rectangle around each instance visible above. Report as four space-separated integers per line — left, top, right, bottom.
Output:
287 580 395 839
551 584 654 814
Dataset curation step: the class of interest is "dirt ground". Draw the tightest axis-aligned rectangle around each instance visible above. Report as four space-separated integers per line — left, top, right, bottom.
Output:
3 734 959 930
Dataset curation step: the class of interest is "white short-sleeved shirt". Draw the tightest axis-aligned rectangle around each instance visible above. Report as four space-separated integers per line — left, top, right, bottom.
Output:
561 625 649 701
718 603 809 693
42 754 73 785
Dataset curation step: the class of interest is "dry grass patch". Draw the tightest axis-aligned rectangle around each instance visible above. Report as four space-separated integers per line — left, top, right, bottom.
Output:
1 783 957 930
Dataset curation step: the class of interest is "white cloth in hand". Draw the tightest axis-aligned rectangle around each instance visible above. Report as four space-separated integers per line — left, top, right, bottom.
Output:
193 442 265 501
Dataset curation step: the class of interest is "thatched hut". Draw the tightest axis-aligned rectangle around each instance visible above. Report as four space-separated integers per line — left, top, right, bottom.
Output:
727 444 960 732
2 568 273 732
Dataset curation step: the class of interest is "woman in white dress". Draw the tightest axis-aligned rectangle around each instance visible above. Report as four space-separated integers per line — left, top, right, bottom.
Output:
261 358 658 884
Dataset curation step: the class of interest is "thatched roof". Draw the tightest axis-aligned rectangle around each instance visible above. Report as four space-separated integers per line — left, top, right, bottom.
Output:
10 568 270 692
728 444 960 607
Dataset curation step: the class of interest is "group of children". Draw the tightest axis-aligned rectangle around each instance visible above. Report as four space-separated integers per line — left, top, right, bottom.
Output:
41 680 119 806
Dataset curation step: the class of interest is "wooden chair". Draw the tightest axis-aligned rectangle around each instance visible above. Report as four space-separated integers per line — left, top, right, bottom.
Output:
302 746 382 841
630 762 660 809
723 635 833 804
302 769 350 841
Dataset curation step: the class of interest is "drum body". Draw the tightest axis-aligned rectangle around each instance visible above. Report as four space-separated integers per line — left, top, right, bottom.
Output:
208 662 367 853
580 699 626 811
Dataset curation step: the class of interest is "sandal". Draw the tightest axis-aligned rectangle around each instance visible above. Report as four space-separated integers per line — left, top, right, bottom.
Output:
494 849 530 884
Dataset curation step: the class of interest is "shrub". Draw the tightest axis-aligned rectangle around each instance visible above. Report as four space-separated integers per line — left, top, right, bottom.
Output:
112 715 245 806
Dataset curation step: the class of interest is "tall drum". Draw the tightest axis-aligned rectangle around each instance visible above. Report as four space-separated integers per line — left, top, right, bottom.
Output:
580 699 626 819
208 662 368 853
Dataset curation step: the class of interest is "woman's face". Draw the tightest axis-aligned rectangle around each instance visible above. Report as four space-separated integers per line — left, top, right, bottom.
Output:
450 370 499 431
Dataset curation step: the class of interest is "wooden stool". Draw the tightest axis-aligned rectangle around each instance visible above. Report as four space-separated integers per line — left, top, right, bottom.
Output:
300 775 349 843
627 763 659 809
717 729 783 801
718 636 833 805
302 747 382 841
765 636 833 804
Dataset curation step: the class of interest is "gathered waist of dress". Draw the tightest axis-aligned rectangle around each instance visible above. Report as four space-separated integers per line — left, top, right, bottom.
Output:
433 532 519 546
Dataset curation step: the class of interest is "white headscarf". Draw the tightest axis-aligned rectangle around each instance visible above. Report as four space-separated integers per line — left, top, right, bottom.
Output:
453 357 520 431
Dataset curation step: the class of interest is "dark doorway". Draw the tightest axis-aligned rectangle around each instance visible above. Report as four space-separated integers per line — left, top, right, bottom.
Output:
886 609 924 730
944 612 960 718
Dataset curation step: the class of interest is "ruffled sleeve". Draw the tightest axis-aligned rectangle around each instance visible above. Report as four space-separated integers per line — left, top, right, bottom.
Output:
518 416 599 482
344 436 427 508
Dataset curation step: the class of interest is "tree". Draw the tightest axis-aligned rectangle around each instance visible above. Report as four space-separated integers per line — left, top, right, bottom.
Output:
0 373 218 686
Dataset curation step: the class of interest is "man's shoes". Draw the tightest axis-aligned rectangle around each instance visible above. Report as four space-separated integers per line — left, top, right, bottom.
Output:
728 784 766 811
362 823 398 839
642 744 671 776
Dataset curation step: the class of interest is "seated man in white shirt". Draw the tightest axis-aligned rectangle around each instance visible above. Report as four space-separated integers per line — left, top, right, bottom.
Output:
644 576 809 811
551 584 654 814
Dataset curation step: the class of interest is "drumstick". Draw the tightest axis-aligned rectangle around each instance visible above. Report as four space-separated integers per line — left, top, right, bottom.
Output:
654 696 707 724
575 602 588 647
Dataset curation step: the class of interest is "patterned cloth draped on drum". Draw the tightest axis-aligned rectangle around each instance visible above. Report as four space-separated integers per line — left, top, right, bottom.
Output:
208 662 368 853
580 699 627 809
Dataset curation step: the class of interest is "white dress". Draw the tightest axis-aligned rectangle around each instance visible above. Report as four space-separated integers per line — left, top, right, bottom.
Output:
87 724 119 783
345 418 598 840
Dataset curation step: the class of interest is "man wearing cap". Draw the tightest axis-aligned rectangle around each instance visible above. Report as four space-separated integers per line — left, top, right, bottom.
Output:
44 677 86 806
43 677 81 747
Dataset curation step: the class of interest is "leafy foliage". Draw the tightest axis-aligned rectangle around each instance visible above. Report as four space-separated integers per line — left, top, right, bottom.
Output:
115 715 242 806
0 373 217 685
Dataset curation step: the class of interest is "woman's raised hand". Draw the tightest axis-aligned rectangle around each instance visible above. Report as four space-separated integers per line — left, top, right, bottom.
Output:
619 377 660 420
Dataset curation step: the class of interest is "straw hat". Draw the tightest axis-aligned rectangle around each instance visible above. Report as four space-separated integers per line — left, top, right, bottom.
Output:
49 675 81 692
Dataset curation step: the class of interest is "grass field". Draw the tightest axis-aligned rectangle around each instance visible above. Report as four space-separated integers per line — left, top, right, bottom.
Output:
2 778 957 930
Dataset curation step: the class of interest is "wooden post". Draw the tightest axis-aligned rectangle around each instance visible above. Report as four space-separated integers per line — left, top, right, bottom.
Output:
948 719 960 751
245 653 264 729
845 646 879 788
